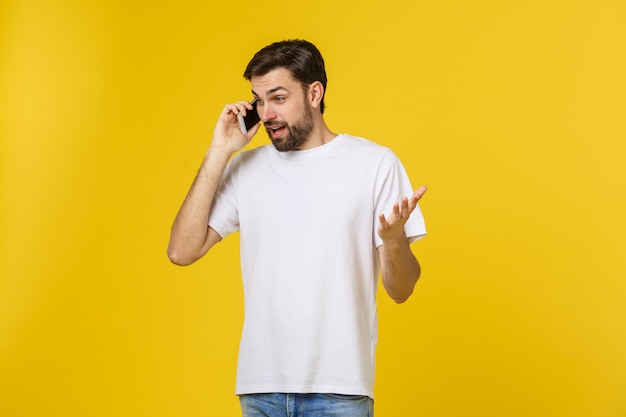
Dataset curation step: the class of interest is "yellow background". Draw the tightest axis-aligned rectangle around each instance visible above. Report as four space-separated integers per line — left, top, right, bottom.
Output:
1 0 625 416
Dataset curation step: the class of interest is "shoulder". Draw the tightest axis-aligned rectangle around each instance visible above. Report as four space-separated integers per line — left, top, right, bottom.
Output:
229 144 274 167
220 145 275 183
340 134 387 150
338 134 394 158
339 134 400 168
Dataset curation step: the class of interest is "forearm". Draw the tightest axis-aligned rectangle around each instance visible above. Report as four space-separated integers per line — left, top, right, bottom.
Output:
379 238 421 303
167 147 232 265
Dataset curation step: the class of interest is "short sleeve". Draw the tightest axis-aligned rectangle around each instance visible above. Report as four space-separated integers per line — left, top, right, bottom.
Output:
207 155 242 239
373 150 427 247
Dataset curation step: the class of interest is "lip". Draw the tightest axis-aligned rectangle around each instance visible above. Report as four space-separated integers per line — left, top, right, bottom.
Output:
267 125 286 139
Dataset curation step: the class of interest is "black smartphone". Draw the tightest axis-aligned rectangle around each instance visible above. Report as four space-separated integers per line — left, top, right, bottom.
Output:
237 99 261 134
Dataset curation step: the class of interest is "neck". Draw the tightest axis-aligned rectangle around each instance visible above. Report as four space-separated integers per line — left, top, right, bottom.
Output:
297 115 337 151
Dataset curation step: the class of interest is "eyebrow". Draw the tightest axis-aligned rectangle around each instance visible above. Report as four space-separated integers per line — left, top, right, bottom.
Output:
252 86 290 97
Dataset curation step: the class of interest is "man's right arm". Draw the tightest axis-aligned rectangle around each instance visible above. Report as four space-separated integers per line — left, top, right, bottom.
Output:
167 102 260 266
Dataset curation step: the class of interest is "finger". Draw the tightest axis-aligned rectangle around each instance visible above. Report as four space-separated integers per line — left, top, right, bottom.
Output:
378 213 388 229
227 101 253 117
397 198 406 218
408 190 425 212
222 104 238 116
246 122 261 137
407 195 418 212
413 185 428 201
240 100 256 115
235 102 249 116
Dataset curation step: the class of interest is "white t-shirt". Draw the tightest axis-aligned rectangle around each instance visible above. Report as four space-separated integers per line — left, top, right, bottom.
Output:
208 134 426 399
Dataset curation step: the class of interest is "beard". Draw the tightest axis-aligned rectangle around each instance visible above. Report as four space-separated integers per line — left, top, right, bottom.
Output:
265 103 314 152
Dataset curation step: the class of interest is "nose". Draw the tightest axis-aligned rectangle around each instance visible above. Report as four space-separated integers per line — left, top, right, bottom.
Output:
258 102 277 122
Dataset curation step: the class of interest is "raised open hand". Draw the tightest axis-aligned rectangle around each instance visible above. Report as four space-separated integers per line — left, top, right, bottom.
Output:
378 186 427 242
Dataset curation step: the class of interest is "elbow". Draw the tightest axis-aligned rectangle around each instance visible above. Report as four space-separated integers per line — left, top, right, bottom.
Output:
168 230 218 266
384 273 420 304
383 283 414 304
167 246 196 266
390 288 414 304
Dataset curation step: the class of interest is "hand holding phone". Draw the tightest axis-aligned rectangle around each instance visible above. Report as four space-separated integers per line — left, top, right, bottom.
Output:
237 99 261 135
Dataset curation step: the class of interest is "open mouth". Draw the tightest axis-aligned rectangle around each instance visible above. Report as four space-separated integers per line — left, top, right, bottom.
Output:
266 125 286 139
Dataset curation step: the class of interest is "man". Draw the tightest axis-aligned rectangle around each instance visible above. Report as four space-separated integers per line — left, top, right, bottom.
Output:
168 39 427 417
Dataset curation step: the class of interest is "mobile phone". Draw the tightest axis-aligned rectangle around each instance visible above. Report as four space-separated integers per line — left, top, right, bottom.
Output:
237 99 260 134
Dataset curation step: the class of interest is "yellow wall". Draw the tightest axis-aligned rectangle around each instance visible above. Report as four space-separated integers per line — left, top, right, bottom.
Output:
1 1 625 416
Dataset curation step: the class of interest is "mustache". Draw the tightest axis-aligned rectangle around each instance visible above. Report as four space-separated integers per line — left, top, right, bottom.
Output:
264 121 286 128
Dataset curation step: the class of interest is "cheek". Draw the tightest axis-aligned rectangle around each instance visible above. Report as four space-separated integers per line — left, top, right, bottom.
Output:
288 103 309 122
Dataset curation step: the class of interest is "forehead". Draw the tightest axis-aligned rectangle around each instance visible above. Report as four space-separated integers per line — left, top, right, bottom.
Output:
250 68 300 96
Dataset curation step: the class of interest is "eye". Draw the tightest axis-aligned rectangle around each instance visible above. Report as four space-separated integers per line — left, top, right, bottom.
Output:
255 98 264 106
275 96 285 103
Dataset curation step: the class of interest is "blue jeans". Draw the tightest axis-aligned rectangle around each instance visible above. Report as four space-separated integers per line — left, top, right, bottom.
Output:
239 393 374 417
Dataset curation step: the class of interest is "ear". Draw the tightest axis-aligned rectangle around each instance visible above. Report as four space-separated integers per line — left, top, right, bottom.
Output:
308 81 324 110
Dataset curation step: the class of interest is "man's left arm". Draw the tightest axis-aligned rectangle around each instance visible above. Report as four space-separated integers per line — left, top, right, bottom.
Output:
377 186 427 303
